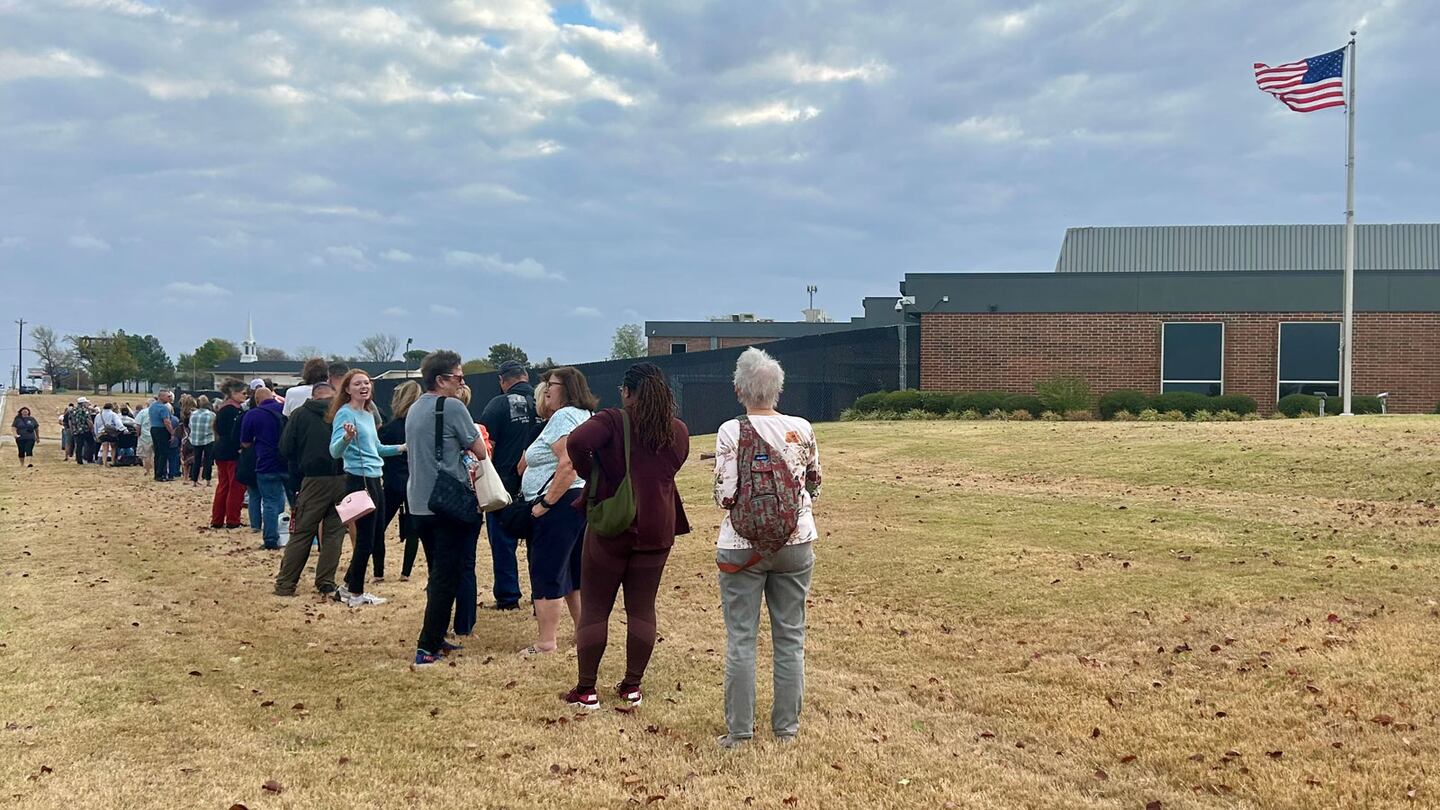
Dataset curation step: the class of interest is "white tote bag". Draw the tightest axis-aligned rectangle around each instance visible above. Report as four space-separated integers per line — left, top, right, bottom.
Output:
470 454 512 513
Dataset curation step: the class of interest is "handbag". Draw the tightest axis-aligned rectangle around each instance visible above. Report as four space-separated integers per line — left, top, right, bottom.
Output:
236 445 258 487
471 453 512 513
336 489 376 524
426 397 482 525
585 408 637 538
497 472 553 540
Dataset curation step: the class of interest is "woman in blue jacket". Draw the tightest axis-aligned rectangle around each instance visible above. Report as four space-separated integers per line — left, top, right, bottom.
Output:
329 370 405 608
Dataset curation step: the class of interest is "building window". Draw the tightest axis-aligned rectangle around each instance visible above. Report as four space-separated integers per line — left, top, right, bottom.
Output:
1277 322 1341 398
670 343 688 354
1161 322 1223 395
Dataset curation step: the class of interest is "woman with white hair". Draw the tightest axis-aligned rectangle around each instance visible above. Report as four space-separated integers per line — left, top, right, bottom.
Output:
712 347 822 749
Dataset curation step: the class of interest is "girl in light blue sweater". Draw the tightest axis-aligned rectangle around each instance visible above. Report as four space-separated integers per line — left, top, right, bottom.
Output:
328 370 405 607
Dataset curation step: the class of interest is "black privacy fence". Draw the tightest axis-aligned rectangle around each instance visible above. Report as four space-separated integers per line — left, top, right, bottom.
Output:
370 324 918 436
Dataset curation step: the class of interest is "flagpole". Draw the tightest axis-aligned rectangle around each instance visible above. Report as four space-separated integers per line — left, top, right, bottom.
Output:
1341 30 1357 415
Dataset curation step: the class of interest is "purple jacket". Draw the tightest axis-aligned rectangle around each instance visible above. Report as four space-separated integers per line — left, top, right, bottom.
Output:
240 399 287 474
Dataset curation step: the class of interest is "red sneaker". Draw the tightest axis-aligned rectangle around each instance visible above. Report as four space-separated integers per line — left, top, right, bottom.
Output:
563 687 599 710
616 682 642 707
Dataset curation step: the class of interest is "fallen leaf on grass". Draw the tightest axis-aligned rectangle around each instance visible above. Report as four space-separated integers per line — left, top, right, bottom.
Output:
261 780 283 794
229 805 249 810
1119 755 1137 764
1146 802 1163 810
782 798 798 807
1094 769 1108 781
623 775 643 785
1266 751 1283 759
646 796 666 804
39 765 53 775
1372 714 1394 726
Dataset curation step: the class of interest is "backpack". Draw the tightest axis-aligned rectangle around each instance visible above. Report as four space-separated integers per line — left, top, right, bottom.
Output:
717 415 803 574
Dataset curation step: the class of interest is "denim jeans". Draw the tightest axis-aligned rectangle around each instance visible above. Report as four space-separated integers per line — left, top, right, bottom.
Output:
718 542 814 740
485 511 523 607
247 485 262 530
256 472 288 549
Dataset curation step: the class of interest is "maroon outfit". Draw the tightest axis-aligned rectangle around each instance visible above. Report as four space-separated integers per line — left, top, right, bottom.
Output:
566 408 690 690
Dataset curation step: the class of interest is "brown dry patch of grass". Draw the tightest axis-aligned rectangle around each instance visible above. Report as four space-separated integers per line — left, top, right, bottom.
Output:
2 410 1439 809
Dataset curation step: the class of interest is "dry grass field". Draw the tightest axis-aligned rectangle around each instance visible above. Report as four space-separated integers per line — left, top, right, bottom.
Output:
3 391 1440 809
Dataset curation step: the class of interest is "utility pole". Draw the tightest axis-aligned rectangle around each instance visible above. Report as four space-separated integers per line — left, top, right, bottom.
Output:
806 285 818 311
14 318 23 390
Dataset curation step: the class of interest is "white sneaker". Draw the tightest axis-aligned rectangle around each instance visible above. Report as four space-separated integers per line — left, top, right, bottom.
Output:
357 592 387 605
343 593 367 608
333 586 354 603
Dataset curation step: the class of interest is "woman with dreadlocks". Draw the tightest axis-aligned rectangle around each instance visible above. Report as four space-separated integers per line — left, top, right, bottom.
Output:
558 363 691 710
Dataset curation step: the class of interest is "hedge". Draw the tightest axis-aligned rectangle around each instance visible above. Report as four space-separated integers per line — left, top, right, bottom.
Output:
1098 389 1148 420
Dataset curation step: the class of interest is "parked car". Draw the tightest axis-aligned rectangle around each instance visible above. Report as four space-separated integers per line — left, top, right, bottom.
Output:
18 385 40 394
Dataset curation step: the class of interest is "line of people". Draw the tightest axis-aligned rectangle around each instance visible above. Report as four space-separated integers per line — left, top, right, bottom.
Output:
255 347 822 745
23 346 826 745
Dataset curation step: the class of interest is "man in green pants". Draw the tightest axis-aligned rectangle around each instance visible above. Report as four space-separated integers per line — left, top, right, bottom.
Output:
274 381 348 596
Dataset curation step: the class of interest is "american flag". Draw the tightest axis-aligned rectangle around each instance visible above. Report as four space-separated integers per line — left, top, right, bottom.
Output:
1253 47 1346 112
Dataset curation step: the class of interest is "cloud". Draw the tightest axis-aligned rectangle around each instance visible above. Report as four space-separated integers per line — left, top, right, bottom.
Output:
945 115 1031 143
0 236 24 248
763 55 892 84
429 304 460 317
562 24 660 58
718 102 821 127
0 49 105 81
380 249 415 263
443 250 561 280
201 229 253 250
449 182 531 203
570 306 602 318
162 281 230 298
69 233 111 251
324 245 368 265
382 306 410 317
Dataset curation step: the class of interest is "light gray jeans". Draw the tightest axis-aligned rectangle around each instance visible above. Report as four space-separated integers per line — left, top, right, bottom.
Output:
717 542 814 740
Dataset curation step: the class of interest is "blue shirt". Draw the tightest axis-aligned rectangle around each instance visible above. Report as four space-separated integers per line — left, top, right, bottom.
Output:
149 402 174 430
329 403 402 478
520 406 591 500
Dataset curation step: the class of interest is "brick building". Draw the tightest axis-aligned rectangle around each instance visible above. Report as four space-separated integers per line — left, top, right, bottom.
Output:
903 225 1440 413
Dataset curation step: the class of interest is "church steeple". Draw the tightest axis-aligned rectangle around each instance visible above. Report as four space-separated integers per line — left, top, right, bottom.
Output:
241 313 258 364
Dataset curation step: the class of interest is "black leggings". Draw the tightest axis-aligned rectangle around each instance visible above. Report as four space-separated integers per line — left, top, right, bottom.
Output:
17 438 35 459
343 475 385 595
189 443 213 482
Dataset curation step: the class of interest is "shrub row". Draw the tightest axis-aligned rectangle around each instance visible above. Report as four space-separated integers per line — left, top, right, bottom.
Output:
1275 393 1384 417
852 391 1047 417
841 407 1270 423
1096 390 1257 419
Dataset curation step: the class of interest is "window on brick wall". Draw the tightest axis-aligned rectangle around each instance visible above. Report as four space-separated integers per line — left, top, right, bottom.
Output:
670 343 688 354
1161 322 1224 395
1277 322 1340 398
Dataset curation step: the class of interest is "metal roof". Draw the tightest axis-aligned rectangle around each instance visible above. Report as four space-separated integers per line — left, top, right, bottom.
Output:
902 269 1440 314
1055 224 1440 273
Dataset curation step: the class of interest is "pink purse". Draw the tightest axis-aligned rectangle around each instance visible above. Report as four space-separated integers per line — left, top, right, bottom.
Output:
336 490 376 524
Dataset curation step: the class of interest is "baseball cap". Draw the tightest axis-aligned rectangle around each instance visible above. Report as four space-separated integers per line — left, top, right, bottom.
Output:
497 360 526 376
77 396 90 403
248 378 265 390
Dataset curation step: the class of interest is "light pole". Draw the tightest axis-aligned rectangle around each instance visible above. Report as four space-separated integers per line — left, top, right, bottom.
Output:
806 285 818 311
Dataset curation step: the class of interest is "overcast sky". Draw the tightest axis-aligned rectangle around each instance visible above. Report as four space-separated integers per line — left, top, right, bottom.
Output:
1 0 1434 366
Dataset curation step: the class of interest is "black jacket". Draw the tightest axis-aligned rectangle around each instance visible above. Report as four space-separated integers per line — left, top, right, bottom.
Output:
280 398 344 479
379 416 408 492
213 402 243 462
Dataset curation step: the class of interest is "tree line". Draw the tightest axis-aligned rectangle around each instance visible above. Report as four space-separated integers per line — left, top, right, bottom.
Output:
25 324 648 393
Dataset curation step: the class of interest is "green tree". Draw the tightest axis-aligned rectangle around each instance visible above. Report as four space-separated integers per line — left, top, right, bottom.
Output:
126 333 174 387
461 359 495 375
609 323 645 360
177 338 241 390
403 348 429 365
486 343 529 368
73 331 138 392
